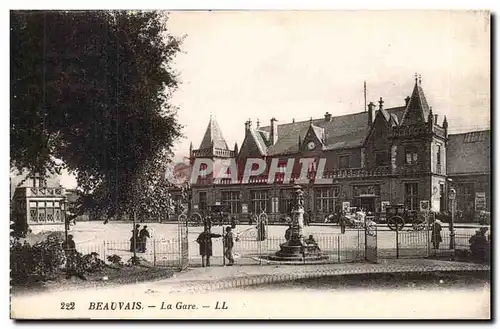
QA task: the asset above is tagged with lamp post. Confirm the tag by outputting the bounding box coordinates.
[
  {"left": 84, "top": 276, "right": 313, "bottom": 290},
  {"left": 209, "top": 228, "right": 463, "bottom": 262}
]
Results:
[{"left": 449, "top": 188, "right": 456, "bottom": 249}]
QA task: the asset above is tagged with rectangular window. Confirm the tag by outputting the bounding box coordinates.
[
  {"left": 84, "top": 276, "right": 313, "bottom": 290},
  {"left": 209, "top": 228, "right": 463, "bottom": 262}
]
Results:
[
  {"left": 221, "top": 191, "right": 241, "bottom": 214},
  {"left": 375, "top": 150, "right": 390, "bottom": 167},
  {"left": 279, "top": 189, "right": 293, "bottom": 214},
  {"left": 405, "top": 146, "right": 418, "bottom": 165},
  {"left": 439, "top": 183, "right": 445, "bottom": 212},
  {"left": 458, "top": 183, "right": 474, "bottom": 218},
  {"left": 339, "top": 155, "right": 350, "bottom": 169},
  {"left": 198, "top": 192, "right": 207, "bottom": 213},
  {"left": 315, "top": 187, "right": 335, "bottom": 213},
  {"left": 46, "top": 208, "right": 54, "bottom": 222},
  {"left": 404, "top": 183, "right": 419, "bottom": 211},
  {"left": 436, "top": 144, "right": 442, "bottom": 174},
  {"left": 250, "top": 190, "right": 269, "bottom": 214}
]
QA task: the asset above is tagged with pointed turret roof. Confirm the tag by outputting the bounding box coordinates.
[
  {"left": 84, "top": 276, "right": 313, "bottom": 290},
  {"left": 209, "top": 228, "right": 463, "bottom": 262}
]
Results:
[
  {"left": 401, "top": 76, "right": 431, "bottom": 124},
  {"left": 199, "top": 116, "right": 229, "bottom": 150}
]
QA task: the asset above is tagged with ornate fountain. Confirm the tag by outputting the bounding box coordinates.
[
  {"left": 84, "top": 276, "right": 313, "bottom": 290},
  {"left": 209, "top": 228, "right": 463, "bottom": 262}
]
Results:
[{"left": 267, "top": 185, "right": 327, "bottom": 262}]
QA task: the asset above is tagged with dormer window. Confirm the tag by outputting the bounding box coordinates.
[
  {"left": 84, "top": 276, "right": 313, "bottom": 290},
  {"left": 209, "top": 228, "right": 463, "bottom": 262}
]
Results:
[
  {"left": 375, "top": 150, "right": 390, "bottom": 167},
  {"left": 405, "top": 146, "right": 418, "bottom": 165},
  {"left": 339, "top": 155, "right": 350, "bottom": 169}
]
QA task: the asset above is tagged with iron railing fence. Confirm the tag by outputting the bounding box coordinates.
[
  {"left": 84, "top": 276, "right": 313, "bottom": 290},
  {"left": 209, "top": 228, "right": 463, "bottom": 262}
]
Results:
[{"left": 11, "top": 230, "right": 477, "bottom": 271}]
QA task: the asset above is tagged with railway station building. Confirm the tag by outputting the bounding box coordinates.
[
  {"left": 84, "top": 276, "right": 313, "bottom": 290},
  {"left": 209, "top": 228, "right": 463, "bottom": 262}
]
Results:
[{"left": 187, "top": 78, "right": 490, "bottom": 223}]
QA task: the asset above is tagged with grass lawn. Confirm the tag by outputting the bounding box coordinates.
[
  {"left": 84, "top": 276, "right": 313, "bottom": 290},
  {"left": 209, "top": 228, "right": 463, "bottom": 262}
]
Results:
[{"left": 11, "top": 264, "right": 175, "bottom": 296}]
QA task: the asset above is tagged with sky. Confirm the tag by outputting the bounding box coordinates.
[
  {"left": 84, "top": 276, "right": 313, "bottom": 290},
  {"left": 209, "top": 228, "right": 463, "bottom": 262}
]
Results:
[{"left": 60, "top": 10, "right": 490, "bottom": 188}]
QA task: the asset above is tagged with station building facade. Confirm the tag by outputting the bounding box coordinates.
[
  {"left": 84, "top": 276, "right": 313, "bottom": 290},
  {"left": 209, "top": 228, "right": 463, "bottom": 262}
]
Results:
[{"left": 185, "top": 78, "right": 488, "bottom": 223}]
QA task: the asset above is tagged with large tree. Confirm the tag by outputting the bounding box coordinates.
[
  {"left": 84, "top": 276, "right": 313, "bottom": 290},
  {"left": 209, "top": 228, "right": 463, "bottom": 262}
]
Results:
[{"left": 10, "top": 10, "right": 183, "bottom": 218}]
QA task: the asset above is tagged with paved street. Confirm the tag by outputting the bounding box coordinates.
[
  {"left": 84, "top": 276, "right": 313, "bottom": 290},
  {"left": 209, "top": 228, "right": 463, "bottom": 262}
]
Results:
[{"left": 11, "top": 258, "right": 490, "bottom": 319}]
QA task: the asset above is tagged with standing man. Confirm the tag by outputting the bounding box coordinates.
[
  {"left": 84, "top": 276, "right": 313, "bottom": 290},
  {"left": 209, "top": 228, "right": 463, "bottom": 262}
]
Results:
[
  {"left": 339, "top": 212, "right": 346, "bottom": 234},
  {"left": 139, "top": 225, "right": 151, "bottom": 253},
  {"left": 256, "top": 217, "right": 267, "bottom": 241},
  {"left": 196, "top": 227, "right": 222, "bottom": 267},
  {"left": 224, "top": 226, "right": 235, "bottom": 266},
  {"left": 431, "top": 219, "right": 443, "bottom": 250},
  {"left": 63, "top": 235, "right": 86, "bottom": 280}
]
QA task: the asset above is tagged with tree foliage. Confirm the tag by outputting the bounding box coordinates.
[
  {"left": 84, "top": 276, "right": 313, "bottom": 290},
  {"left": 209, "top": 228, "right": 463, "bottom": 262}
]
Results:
[{"left": 10, "top": 10, "right": 183, "bottom": 217}]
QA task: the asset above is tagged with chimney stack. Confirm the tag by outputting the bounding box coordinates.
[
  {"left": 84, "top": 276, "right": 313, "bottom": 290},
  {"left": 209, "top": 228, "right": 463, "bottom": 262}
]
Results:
[
  {"left": 405, "top": 96, "right": 410, "bottom": 106},
  {"left": 270, "top": 117, "right": 278, "bottom": 145},
  {"left": 367, "top": 101, "right": 375, "bottom": 125},
  {"left": 324, "top": 112, "right": 332, "bottom": 122}
]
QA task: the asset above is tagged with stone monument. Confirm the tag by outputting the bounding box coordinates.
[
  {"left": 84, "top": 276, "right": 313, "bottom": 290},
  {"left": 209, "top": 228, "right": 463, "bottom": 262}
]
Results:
[{"left": 267, "top": 185, "right": 327, "bottom": 262}]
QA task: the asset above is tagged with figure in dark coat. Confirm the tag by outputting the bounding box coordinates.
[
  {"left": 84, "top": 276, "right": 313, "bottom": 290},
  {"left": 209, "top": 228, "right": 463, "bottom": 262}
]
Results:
[
  {"left": 139, "top": 226, "right": 151, "bottom": 253},
  {"left": 63, "top": 235, "right": 86, "bottom": 280},
  {"left": 196, "top": 227, "right": 222, "bottom": 267},
  {"left": 130, "top": 224, "right": 140, "bottom": 252},
  {"left": 431, "top": 220, "right": 442, "bottom": 249},
  {"left": 339, "top": 212, "right": 346, "bottom": 234},
  {"left": 469, "top": 228, "right": 489, "bottom": 262},
  {"left": 224, "top": 226, "right": 235, "bottom": 265},
  {"left": 256, "top": 219, "right": 267, "bottom": 241}
]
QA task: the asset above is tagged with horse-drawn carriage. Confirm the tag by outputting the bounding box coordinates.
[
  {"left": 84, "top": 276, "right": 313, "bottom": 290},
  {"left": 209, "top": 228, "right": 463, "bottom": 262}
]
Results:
[
  {"left": 385, "top": 204, "right": 426, "bottom": 231},
  {"left": 187, "top": 204, "right": 232, "bottom": 227}
]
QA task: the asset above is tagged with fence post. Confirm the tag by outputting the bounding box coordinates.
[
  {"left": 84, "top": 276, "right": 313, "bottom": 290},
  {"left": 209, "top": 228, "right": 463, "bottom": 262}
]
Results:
[
  {"left": 337, "top": 236, "right": 341, "bottom": 263},
  {"left": 356, "top": 227, "right": 360, "bottom": 258},
  {"left": 258, "top": 236, "right": 262, "bottom": 265},
  {"left": 396, "top": 225, "right": 399, "bottom": 259},
  {"left": 103, "top": 241, "right": 106, "bottom": 262},
  {"left": 222, "top": 226, "right": 226, "bottom": 267},
  {"left": 153, "top": 239, "right": 156, "bottom": 267},
  {"left": 426, "top": 213, "right": 430, "bottom": 257}
]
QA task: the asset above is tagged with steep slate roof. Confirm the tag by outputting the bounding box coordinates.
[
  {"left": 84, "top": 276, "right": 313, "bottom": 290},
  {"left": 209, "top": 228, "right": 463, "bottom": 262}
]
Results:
[
  {"left": 199, "top": 116, "right": 229, "bottom": 150},
  {"left": 447, "top": 130, "right": 490, "bottom": 175},
  {"left": 249, "top": 128, "right": 268, "bottom": 155},
  {"left": 10, "top": 169, "right": 61, "bottom": 199},
  {"left": 311, "top": 124, "right": 325, "bottom": 143},
  {"left": 401, "top": 79, "right": 431, "bottom": 124},
  {"left": 259, "top": 107, "right": 405, "bottom": 156}
]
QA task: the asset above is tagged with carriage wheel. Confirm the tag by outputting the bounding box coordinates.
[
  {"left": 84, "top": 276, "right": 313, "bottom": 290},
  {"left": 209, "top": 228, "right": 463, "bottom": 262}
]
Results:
[
  {"left": 412, "top": 214, "right": 426, "bottom": 231},
  {"left": 387, "top": 215, "right": 404, "bottom": 231}
]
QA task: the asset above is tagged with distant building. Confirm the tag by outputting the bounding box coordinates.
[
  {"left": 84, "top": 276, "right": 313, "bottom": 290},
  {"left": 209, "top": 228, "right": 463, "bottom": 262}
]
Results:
[
  {"left": 447, "top": 130, "right": 490, "bottom": 220},
  {"left": 11, "top": 172, "right": 66, "bottom": 235},
  {"left": 187, "top": 78, "right": 490, "bottom": 223}
]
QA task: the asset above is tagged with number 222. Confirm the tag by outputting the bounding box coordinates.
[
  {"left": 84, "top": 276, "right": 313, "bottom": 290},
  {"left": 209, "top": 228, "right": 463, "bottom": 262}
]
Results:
[{"left": 61, "top": 302, "right": 75, "bottom": 310}]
